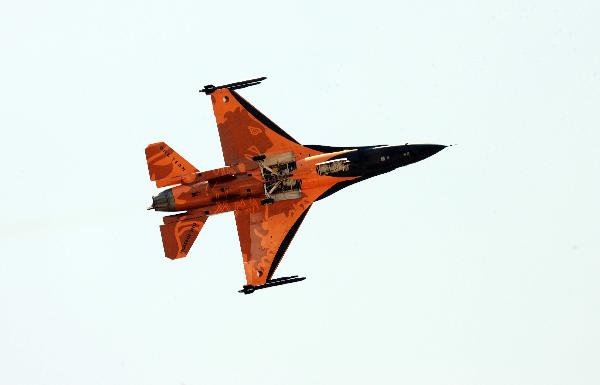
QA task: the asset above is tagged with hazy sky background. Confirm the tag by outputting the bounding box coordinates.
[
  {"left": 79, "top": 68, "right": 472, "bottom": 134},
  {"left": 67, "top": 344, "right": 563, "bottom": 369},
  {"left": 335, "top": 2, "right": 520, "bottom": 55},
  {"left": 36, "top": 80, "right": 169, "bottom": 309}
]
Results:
[{"left": 1, "top": 1, "right": 599, "bottom": 384}]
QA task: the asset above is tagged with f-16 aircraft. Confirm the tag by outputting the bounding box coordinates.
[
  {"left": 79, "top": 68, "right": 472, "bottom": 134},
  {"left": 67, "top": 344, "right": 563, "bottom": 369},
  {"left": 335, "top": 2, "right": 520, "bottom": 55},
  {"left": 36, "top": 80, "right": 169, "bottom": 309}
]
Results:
[{"left": 146, "top": 77, "right": 446, "bottom": 294}]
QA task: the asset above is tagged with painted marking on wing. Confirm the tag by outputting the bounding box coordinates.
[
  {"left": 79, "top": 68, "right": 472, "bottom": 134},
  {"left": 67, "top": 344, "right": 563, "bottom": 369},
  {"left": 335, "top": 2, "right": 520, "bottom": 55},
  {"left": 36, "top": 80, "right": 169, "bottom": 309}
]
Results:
[{"left": 248, "top": 126, "right": 262, "bottom": 136}]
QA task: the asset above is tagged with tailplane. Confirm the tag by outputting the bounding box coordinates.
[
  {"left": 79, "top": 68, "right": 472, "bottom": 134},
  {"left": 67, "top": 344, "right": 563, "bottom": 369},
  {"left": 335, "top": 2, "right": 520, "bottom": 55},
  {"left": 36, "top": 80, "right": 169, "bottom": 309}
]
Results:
[
  {"left": 160, "top": 212, "right": 208, "bottom": 260},
  {"left": 145, "top": 142, "right": 199, "bottom": 188}
]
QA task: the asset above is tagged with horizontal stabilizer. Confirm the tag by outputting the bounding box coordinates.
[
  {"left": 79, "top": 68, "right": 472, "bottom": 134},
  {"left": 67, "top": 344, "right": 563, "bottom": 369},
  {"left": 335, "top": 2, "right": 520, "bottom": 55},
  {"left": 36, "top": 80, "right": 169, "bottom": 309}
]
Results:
[
  {"left": 160, "top": 213, "right": 208, "bottom": 260},
  {"left": 145, "top": 142, "right": 199, "bottom": 187}
]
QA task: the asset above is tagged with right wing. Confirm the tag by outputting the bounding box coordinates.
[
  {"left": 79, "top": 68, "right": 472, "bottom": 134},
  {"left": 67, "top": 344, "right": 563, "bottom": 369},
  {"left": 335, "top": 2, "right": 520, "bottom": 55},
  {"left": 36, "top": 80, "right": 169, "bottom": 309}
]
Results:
[{"left": 209, "top": 88, "right": 317, "bottom": 165}]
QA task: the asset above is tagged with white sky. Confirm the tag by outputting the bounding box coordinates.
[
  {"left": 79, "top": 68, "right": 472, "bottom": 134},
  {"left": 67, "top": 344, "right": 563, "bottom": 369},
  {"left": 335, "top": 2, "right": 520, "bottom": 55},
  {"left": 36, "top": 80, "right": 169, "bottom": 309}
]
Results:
[{"left": 1, "top": 1, "right": 599, "bottom": 384}]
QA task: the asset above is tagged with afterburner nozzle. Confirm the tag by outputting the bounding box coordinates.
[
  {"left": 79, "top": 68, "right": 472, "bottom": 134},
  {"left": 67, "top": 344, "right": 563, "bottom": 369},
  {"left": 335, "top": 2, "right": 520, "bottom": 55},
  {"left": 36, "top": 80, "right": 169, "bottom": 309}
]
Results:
[{"left": 148, "top": 189, "right": 176, "bottom": 212}]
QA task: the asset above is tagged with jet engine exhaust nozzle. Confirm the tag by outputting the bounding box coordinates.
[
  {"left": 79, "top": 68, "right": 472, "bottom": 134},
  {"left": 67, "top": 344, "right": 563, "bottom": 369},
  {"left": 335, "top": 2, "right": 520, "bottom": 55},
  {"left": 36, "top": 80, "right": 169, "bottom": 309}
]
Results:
[{"left": 149, "top": 189, "right": 175, "bottom": 212}]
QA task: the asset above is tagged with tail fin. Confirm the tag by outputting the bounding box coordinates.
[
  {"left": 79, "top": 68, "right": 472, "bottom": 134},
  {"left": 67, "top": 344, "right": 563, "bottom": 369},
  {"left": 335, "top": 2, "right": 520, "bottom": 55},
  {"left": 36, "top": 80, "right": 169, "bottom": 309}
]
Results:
[
  {"left": 160, "top": 212, "right": 208, "bottom": 260},
  {"left": 145, "top": 142, "right": 199, "bottom": 187}
]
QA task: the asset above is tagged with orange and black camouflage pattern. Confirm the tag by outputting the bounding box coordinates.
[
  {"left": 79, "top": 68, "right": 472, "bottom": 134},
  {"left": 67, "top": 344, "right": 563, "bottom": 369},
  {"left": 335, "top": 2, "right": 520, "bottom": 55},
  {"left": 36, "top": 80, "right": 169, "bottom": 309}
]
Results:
[
  {"left": 209, "top": 88, "right": 358, "bottom": 285},
  {"left": 146, "top": 87, "right": 359, "bottom": 287},
  {"left": 211, "top": 88, "right": 318, "bottom": 165}
]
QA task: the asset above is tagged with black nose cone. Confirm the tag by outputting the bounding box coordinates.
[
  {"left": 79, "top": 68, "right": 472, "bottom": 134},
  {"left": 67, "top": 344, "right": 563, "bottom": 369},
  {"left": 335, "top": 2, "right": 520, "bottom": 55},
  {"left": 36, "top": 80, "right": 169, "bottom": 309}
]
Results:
[
  {"left": 419, "top": 144, "right": 446, "bottom": 159},
  {"left": 399, "top": 144, "right": 446, "bottom": 164}
]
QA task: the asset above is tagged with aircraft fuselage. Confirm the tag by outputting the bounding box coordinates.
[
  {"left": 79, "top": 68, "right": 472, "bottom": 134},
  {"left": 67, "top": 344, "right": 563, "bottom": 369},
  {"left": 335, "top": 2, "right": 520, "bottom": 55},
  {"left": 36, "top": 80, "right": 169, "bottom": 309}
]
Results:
[
  {"left": 145, "top": 77, "right": 448, "bottom": 290},
  {"left": 149, "top": 144, "right": 445, "bottom": 214}
]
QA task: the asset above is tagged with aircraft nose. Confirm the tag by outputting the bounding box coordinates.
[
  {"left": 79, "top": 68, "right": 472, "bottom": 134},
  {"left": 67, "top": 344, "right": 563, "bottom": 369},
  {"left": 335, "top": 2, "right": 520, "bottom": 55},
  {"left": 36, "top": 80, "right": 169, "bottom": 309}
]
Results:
[
  {"left": 419, "top": 144, "right": 446, "bottom": 160},
  {"left": 393, "top": 144, "right": 447, "bottom": 166}
]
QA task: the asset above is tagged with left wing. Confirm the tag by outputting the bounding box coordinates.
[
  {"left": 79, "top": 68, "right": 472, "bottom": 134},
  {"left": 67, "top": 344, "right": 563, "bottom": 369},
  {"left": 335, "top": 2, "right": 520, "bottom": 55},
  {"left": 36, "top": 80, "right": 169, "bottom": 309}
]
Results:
[{"left": 234, "top": 199, "right": 312, "bottom": 286}]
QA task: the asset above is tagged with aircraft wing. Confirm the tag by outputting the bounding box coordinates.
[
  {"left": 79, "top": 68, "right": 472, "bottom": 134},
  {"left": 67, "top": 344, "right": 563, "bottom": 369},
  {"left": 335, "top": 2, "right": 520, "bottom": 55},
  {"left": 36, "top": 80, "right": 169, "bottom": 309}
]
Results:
[
  {"left": 234, "top": 199, "right": 312, "bottom": 286},
  {"left": 209, "top": 87, "right": 313, "bottom": 166}
]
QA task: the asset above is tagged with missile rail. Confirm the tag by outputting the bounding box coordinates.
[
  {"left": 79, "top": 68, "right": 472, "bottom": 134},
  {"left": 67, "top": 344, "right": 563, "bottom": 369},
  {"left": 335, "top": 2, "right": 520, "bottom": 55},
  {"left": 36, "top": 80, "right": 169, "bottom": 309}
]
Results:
[
  {"left": 200, "top": 76, "right": 267, "bottom": 95},
  {"left": 239, "top": 275, "right": 306, "bottom": 295}
]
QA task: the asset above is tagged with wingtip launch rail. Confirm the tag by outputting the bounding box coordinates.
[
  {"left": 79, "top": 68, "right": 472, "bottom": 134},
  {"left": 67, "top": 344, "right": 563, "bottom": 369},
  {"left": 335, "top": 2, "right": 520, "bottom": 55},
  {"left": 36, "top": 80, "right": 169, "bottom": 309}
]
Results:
[
  {"left": 239, "top": 276, "right": 307, "bottom": 295},
  {"left": 200, "top": 76, "right": 267, "bottom": 95}
]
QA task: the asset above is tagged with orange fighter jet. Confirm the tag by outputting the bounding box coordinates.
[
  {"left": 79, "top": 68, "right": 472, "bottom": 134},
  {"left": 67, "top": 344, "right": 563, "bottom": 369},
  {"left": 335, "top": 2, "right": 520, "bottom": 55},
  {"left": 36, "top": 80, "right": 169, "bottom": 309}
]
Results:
[{"left": 146, "top": 77, "right": 446, "bottom": 294}]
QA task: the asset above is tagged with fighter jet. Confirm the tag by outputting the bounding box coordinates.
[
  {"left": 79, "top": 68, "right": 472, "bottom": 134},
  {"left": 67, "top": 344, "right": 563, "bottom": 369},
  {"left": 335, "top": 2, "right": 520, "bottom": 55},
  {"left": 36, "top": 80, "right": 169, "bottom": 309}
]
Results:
[{"left": 146, "top": 77, "right": 446, "bottom": 294}]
